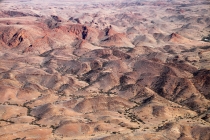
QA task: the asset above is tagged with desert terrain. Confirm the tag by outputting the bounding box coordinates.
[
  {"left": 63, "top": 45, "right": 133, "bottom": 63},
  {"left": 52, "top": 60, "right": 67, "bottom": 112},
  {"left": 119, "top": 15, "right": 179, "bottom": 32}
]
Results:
[{"left": 0, "top": 0, "right": 210, "bottom": 139}]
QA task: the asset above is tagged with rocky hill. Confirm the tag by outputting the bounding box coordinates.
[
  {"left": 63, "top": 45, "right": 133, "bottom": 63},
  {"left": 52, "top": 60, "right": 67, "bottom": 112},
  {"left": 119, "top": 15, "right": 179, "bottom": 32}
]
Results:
[{"left": 0, "top": 0, "right": 209, "bottom": 139}]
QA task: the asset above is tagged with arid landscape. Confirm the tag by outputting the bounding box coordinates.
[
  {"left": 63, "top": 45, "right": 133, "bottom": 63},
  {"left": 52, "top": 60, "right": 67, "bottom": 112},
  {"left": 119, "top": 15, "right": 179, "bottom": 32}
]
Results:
[{"left": 0, "top": 0, "right": 210, "bottom": 139}]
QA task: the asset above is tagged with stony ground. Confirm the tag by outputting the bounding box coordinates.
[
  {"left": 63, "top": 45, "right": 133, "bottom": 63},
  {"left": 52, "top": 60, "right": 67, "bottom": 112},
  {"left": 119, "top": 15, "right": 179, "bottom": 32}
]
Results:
[{"left": 0, "top": 0, "right": 210, "bottom": 139}]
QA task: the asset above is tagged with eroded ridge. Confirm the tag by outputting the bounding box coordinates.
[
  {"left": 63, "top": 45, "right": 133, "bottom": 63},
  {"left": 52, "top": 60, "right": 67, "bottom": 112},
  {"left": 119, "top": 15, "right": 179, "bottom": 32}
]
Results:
[{"left": 0, "top": 0, "right": 210, "bottom": 139}]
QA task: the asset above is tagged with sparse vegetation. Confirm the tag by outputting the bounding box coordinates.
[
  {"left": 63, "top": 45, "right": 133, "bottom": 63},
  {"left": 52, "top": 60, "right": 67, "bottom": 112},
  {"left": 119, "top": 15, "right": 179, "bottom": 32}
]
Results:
[{"left": 0, "top": 0, "right": 209, "bottom": 139}]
